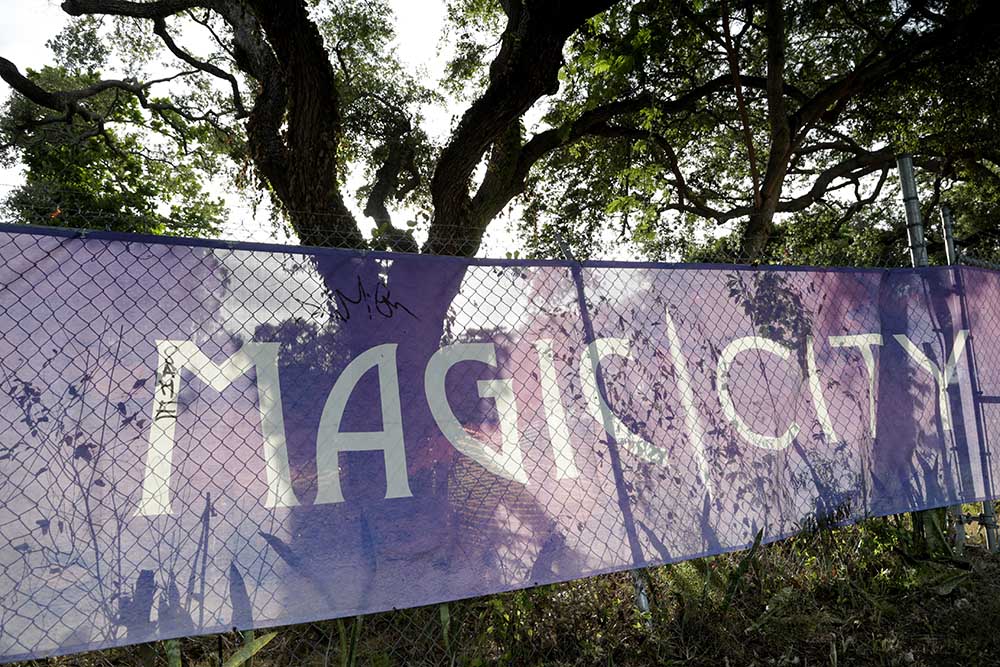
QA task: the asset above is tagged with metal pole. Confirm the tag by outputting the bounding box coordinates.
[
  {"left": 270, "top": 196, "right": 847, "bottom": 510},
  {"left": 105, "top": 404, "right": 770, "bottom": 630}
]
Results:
[
  {"left": 553, "top": 231, "right": 652, "bottom": 619},
  {"left": 946, "top": 206, "right": 1000, "bottom": 552},
  {"left": 896, "top": 155, "right": 929, "bottom": 268},
  {"left": 940, "top": 204, "right": 957, "bottom": 267},
  {"left": 897, "top": 156, "right": 965, "bottom": 552},
  {"left": 938, "top": 204, "right": 966, "bottom": 553},
  {"left": 985, "top": 488, "right": 1000, "bottom": 553}
]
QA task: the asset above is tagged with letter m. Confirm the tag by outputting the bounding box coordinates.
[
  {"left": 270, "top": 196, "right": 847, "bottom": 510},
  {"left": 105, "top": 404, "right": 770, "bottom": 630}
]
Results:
[{"left": 138, "top": 341, "right": 299, "bottom": 516}]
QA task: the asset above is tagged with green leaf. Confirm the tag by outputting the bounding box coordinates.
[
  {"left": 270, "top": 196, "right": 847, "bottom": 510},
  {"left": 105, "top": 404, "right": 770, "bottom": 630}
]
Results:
[
  {"left": 722, "top": 527, "right": 765, "bottom": 612},
  {"left": 164, "top": 638, "right": 181, "bottom": 667},
  {"left": 440, "top": 602, "right": 452, "bottom": 656},
  {"left": 222, "top": 631, "right": 278, "bottom": 667}
]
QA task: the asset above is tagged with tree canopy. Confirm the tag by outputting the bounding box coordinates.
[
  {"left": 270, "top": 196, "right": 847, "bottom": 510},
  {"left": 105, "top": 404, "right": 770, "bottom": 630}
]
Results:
[
  {"left": 0, "top": 0, "right": 998, "bottom": 264},
  {"left": 1, "top": 62, "right": 226, "bottom": 235}
]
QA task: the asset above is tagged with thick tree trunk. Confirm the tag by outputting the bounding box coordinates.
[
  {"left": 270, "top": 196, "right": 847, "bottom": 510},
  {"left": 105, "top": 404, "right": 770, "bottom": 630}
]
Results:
[
  {"left": 741, "top": 153, "right": 791, "bottom": 262},
  {"left": 426, "top": 0, "right": 617, "bottom": 257},
  {"left": 244, "top": 0, "right": 365, "bottom": 250},
  {"left": 738, "top": 0, "right": 792, "bottom": 263}
]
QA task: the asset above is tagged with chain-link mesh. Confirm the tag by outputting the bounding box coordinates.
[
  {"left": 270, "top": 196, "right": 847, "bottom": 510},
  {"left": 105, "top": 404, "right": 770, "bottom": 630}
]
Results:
[{"left": 0, "top": 181, "right": 997, "bottom": 666}]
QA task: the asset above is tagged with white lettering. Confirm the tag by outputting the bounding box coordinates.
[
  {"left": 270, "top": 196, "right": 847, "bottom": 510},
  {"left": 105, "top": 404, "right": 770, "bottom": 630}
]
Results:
[
  {"left": 314, "top": 344, "right": 412, "bottom": 504},
  {"left": 580, "top": 338, "right": 669, "bottom": 466},
  {"left": 139, "top": 341, "right": 299, "bottom": 516},
  {"left": 894, "top": 330, "right": 969, "bottom": 432},
  {"left": 829, "top": 334, "right": 883, "bottom": 438},
  {"left": 425, "top": 343, "right": 529, "bottom": 484},
  {"left": 806, "top": 336, "right": 840, "bottom": 443},
  {"left": 663, "top": 308, "right": 712, "bottom": 492},
  {"left": 716, "top": 337, "right": 800, "bottom": 450},
  {"left": 533, "top": 339, "right": 580, "bottom": 480}
]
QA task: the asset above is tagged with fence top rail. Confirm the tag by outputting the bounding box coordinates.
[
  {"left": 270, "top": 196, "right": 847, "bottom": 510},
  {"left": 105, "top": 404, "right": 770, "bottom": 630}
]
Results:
[{"left": 0, "top": 221, "right": 984, "bottom": 275}]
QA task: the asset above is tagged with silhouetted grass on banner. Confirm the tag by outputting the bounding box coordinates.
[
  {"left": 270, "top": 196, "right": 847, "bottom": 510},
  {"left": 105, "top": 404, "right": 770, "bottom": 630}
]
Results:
[{"left": 4, "top": 517, "right": 999, "bottom": 666}]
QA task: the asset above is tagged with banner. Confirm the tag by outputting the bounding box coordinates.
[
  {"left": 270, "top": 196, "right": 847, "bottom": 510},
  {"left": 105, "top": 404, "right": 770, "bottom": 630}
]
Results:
[{"left": 0, "top": 224, "right": 997, "bottom": 661}]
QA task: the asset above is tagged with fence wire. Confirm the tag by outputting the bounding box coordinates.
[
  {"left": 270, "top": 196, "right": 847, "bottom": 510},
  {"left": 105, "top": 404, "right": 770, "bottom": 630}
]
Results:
[{"left": 0, "top": 183, "right": 996, "bottom": 667}]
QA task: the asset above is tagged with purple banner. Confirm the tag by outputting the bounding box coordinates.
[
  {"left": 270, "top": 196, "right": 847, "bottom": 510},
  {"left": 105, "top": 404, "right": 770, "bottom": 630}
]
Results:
[{"left": 1, "top": 225, "right": 998, "bottom": 661}]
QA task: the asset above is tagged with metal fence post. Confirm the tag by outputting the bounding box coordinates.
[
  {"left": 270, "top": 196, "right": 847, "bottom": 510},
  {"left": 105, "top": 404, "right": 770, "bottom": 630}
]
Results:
[
  {"left": 944, "top": 204, "right": 1000, "bottom": 553},
  {"left": 940, "top": 204, "right": 957, "bottom": 267},
  {"left": 897, "top": 155, "right": 964, "bottom": 553},
  {"left": 897, "top": 155, "right": 929, "bottom": 268},
  {"left": 937, "top": 203, "right": 967, "bottom": 553},
  {"left": 552, "top": 232, "right": 652, "bottom": 620}
]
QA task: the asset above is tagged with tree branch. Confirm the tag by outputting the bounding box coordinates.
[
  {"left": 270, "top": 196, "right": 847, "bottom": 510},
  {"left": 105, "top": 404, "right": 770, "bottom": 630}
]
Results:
[
  {"left": 793, "top": 4, "right": 998, "bottom": 132},
  {"left": 427, "top": 0, "right": 618, "bottom": 256},
  {"left": 739, "top": 0, "right": 793, "bottom": 259},
  {"left": 721, "top": 0, "right": 762, "bottom": 208},
  {"left": 152, "top": 16, "right": 246, "bottom": 118},
  {"left": 243, "top": 0, "right": 362, "bottom": 248},
  {"left": 0, "top": 57, "right": 69, "bottom": 112},
  {"left": 61, "top": 0, "right": 202, "bottom": 19},
  {"left": 365, "top": 124, "right": 420, "bottom": 253}
]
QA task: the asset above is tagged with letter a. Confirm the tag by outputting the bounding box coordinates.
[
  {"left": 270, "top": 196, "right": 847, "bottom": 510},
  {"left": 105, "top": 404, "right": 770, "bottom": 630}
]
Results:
[{"left": 315, "top": 345, "right": 412, "bottom": 504}]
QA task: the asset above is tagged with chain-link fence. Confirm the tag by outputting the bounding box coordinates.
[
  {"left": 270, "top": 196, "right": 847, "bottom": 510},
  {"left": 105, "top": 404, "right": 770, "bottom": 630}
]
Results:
[{"left": 0, "top": 180, "right": 998, "bottom": 667}]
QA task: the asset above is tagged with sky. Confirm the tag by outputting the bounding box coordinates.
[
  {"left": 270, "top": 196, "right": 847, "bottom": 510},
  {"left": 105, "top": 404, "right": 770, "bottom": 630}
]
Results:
[
  {"left": 0, "top": 0, "right": 451, "bottom": 157},
  {"left": 0, "top": 0, "right": 448, "bottom": 93},
  {"left": 0, "top": 2, "right": 66, "bottom": 71}
]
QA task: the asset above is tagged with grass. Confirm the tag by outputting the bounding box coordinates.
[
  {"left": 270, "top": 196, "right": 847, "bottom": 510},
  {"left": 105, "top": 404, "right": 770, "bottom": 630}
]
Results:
[{"left": 11, "top": 511, "right": 1000, "bottom": 666}]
